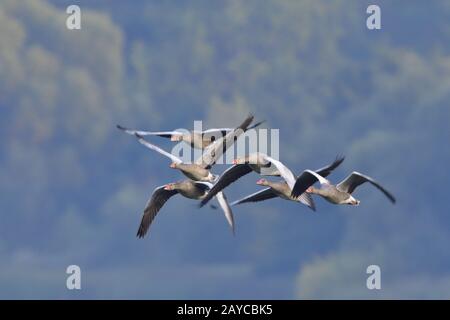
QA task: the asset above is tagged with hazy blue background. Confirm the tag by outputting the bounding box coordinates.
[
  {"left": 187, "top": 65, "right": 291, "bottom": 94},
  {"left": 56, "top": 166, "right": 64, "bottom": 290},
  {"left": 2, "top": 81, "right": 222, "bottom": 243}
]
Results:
[{"left": 1, "top": 0, "right": 449, "bottom": 299}]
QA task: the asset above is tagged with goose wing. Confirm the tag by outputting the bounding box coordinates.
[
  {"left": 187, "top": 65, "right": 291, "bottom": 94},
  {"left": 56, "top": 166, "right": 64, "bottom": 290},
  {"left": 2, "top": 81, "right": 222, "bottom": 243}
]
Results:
[
  {"left": 196, "top": 114, "right": 255, "bottom": 168},
  {"left": 263, "top": 155, "right": 296, "bottom": 190},
  {"left": 230, "top": 187, "right": 278, "bottom": 206},
  {"left": 336, "top": 172, "right": 396, "bottom": 203},
  {"left": 247, "top": 119, "right": 265, "bottom": 130},
  {"left": 215, "top": 191, "right": 235, "bottom": 235},
  {"left": 261, "top": 154, "right": 315, "bottom": 210},
  {"left": 135, "top": 134, "right": 183, "bottom": 164},
  {"left": 315, "top": 155, "right": 345, "bottom": 178},
  {"left": 136, "top": 186, "right": 178, "bottom": 238},
  {"left": 291, "top": 170, "right": 330, "bottom": 198},
  {"left": 199, "top": 164, "right": 253, "bottom": 207},
  {"left": 117, "top": 125, "right": 183, "bottom": 138},
  {"left": 262, "top": 155, "right": 317, "bottom": 210},
  {"left": 201, "top": 119, "right": 264, "bottom": 142}
]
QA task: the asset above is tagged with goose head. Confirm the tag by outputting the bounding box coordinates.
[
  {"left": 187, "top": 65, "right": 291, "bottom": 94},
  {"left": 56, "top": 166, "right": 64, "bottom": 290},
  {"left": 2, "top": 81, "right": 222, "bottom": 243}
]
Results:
[
  {"left": 164, "top": 183, "right": 176, "bottom": 190},
  {"left": 232, "top": 157, "right": 247, "bottom": 165},
  {"left": 170, "top": 134, "right": 183, "bottom": 142},
  {"left": 344, "top": 195, "right": 360, "bottom": 206},
  {"left": 256, "top": 178, "right": 269, "bottom": 186}
]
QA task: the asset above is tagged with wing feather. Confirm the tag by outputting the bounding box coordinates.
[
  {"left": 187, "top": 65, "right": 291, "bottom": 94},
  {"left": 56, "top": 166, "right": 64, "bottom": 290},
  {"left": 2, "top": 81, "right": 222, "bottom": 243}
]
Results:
[
  {"left": 135, "top": 134, "right": 183, "bottom": 164},
  {"left": 337, "top": 172, "right": 396, "bottom": 203},
  {"left": 230, "top": 187, "right": 278, "bottom": 206},
  {"left": 199, "top": 164, "right": 253, "bottom": 207},
  {"left": 136, "top": 186, "right": 178, "bottom": 238}
]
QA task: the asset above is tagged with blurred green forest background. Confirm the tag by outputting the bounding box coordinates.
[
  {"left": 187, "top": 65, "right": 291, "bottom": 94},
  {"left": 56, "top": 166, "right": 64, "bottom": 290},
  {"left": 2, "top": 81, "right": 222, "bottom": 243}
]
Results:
[{"left": 1, "top": 0, "right": 449, "bottom": 298}]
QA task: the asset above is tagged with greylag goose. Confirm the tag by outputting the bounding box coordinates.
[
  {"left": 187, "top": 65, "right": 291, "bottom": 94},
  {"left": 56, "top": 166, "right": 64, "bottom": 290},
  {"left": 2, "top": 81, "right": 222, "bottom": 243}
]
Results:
[
  {"left": 198, "top": 152, "right": 325, "bottom": 210},
  {"left": 131, "top": 114, "right": 256, "bottom": 182},
  {"left": 137, "top": 180, "right": 235, "bottom": 238},
  {"left": 134, "top": 135, "right": 216, "bottom": 182},
  {"left": 117, "top": 119, "right": 264, "bottom": 149},
  {"left": 290, "top": 167, "right": 396, "bottom": 205},
  {"left": 229, "top": 156, "right": 345, "bottom": 210}
]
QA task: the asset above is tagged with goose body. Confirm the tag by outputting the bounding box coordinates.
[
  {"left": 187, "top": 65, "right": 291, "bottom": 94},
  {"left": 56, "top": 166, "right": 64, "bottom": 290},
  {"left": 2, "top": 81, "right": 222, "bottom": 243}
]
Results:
[
  {"left": 257, "top": 179, "right": 308, "bottom": 202},
  {"left": 307, "top": 183, "right": 356, "bottom": 205}
]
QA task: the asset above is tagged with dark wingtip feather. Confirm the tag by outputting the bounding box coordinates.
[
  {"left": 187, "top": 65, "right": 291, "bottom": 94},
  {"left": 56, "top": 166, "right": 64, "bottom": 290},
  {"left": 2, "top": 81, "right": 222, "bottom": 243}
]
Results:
[
  {"left": 248, "top": 119, "right": 266, "bottom": 130},
  {"left": 388, "top": 193, "right": 396, "bottom": 204},
  {"left": 136, "top": 229, "right": 145, "bottom": 239},
  {"left": 239, "top": 114, "right": 255, "bottom": 131},
  {"left": 336, "top": 154, "right": 345, "bottom": 163}
]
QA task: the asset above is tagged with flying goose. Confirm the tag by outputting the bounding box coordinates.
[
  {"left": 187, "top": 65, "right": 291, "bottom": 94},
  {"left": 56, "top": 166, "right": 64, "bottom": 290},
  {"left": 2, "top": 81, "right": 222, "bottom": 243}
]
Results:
[
  {"left": 134, "top": 135, "right": 217, "bottom": 182},
  {"left": 290, "top": 166, "right": 396, "bottom": 205},
  {"left": 229, "top": 156, "right": 345, "bottom": 209},
  {"left": 117, "top": 119, "right": 264, "bottom": 149},
  {"left": 137, "top": 180, "right": 235, "bottom": 238},
  {"left": 198, "top": 152, "right": 322, "bottom": 210},
  {"left": 130, "top": 115, "right": 256, "bottom": 182}
]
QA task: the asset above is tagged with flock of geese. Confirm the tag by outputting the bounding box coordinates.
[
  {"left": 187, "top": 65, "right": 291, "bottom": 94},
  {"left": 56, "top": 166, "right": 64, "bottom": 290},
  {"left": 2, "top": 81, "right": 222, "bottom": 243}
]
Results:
[{"left": 118, "top": 114, "right": 396, "bottom": 239}]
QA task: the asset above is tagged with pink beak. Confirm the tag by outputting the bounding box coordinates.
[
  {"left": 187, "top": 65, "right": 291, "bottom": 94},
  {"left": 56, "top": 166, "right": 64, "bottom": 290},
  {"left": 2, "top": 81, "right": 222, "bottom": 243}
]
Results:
[
  {"left": 169, "top": 163, "right": 176, "bottom": 168},
  {"left": 256, "top": 179, "right": 264, "bottom": 185},
  {"left": 232, "top": 159, "right": 237, "bottom": 165},
  {"left": 164, "top": 184, "right": 171, "bottom": 190}
]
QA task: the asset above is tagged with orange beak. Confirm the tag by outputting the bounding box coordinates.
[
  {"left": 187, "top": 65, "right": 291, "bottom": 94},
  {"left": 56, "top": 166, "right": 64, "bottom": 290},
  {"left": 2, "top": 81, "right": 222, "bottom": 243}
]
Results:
[{"left": 169, "top": 163, "right": 177, "bottom": 168}]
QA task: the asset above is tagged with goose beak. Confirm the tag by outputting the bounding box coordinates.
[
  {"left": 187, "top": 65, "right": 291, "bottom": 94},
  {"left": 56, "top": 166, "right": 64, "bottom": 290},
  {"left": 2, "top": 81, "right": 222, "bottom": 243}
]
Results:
[
  {"left": 164, "top": 184, "right": 172, "bottom": 190},
  {"left": 256, "top": 179, "right": 264, "bottom": 185},
  {"left": 232, "top": 159, "right": 238, "bottom": 165},
  {"left": 169, "top": 162, "right": 177, "bottom": 168},
  {"left": 170, "top": 135, "right": 179, "bottom": 141}
]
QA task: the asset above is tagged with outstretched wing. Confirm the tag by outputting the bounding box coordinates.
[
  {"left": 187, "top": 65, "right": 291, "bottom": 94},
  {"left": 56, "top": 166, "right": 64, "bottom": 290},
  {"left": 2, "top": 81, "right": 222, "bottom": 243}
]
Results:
[
  {"left": 199, "top": 164, "right": 253, "bottom": 207},
  {"left": 215, "top": 191, "right": 235, "bottom": 235},
  {"left": 200, "top": 119, "right": 264, "bottom": 143},
  {"left": 291, "top": 170, "right": 330, "bottom": 198},
  {"left": 136, "top": 186, "right": 178, "bottom": 238},
  {"left": 315, "top": 155, "right": 345, "bottom": 178},
  {"left": 117, "top": 125, "right": 182, "bottom": 138},
  {"left": 336, "top": 171, "right": 396, "bottom": 203},
  {"left": 296, "top": 191, "right": 316, "bottom": 211},
  {"left": 230, "top": 187, "right": 278, "bottom": 206},
  {"left": 135, "top": 134, "right": 183, "bottom": 164},
  {"left": 196, "top": 114, "right": 254, "bottom": 168},
  {"left": 247, "top": 119, "right": 265, "bottom": 130}
]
